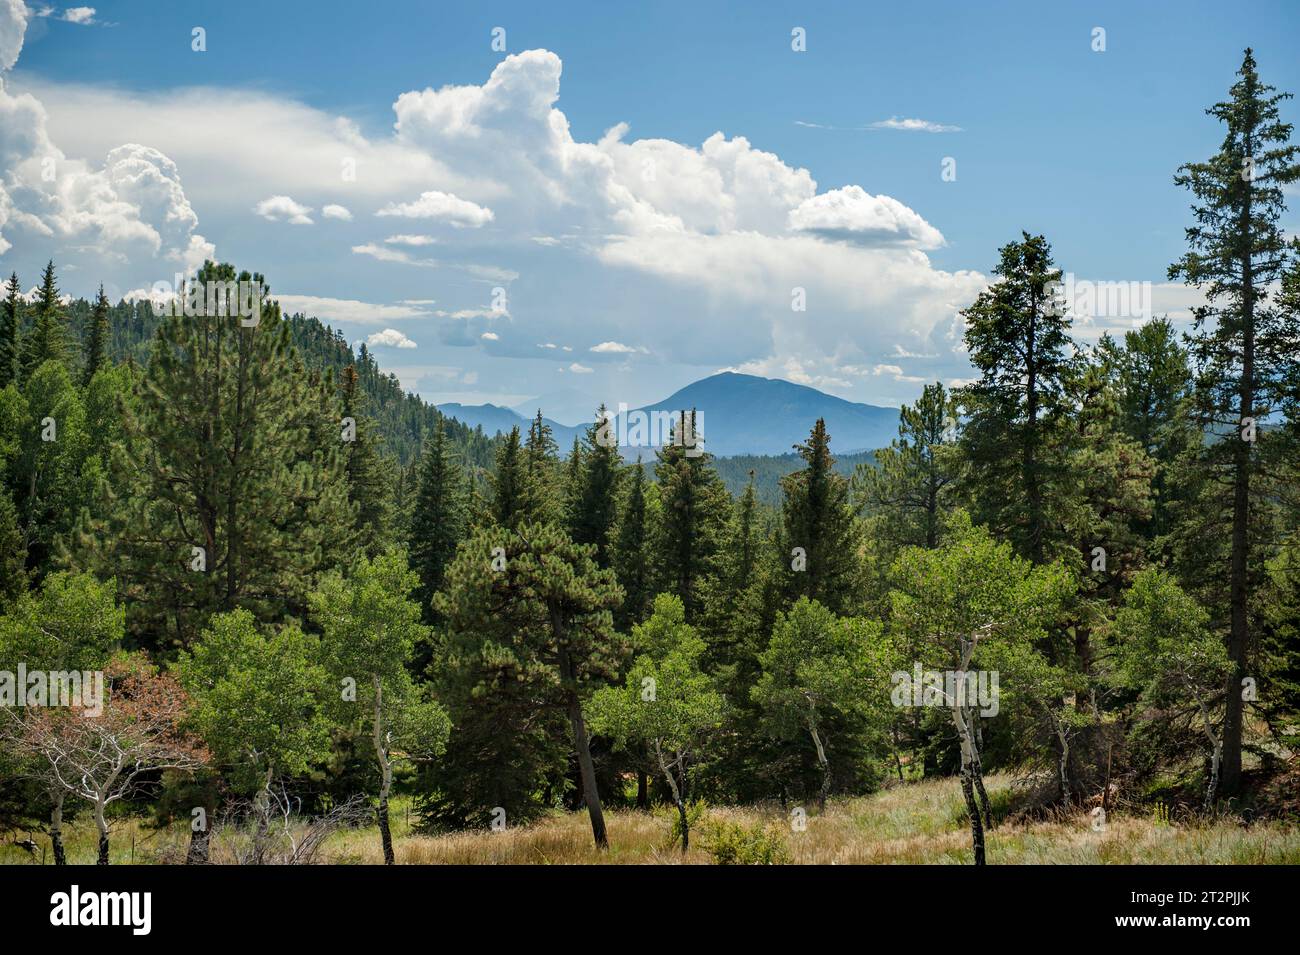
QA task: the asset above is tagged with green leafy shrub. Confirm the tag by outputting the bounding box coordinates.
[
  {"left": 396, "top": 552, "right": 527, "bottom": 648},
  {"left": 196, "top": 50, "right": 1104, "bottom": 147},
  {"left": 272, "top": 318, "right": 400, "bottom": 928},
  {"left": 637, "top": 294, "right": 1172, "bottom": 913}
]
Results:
[{"left": 700, "top": 818, "right": 792, "bottom": 865}]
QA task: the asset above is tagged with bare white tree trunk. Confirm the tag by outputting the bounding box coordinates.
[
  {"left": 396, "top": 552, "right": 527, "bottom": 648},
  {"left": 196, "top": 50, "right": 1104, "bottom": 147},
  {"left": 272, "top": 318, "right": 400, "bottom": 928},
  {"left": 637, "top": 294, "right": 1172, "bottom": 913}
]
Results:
[
  {"left": 951, "top": 635, "right": 987, "bottom": 865},
  {"left": 807, "top": 714, "right": 831, "bottom": 809},
  {"left": 372, "top": 674, "right": 395, "bottom": 865},
  {"left": 93, "top": 794, "right": 110, "bottom": 865},
  {"left": 951, "top": 701, "right": 986, "bottom": 865},
  {"left": 49, "top": 788, "right": 66, "bottom": 866},
  {"left": 653, "top": 740, "right": 690, "bottom": 853}
]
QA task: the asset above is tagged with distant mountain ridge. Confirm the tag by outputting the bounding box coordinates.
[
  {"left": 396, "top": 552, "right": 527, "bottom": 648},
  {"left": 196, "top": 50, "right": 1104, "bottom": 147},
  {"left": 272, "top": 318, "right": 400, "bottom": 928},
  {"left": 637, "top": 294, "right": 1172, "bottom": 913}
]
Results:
[{"left": 438, "top": 372, "right": 901, "bottom": 458}]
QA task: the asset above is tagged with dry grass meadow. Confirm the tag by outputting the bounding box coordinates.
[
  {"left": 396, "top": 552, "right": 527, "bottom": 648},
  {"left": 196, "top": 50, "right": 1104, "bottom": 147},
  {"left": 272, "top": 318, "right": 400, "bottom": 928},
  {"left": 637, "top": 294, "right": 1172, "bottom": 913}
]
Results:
[{"left": 4, "top": 773, "right": 1299, "bottom": 865}]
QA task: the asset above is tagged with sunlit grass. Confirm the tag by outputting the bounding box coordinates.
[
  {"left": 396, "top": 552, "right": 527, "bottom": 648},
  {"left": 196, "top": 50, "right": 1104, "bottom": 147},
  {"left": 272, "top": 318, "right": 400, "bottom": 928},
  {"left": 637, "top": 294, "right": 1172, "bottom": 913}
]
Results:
[{"left": 4, "top": 775, "right": 1298, "bottom": 864}]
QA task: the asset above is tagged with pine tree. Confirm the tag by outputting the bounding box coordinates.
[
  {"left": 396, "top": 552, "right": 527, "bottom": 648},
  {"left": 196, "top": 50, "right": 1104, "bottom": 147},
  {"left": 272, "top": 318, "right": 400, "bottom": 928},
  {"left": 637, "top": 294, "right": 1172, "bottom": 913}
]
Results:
[
  {"left": 779, "top": 418, "right": 860, "bottom": 614},
  {"left": 490, "top": 426, "right": 528, "bottom": 530},
  {"left": 563, "top": 435, "right": 584, "bottom": 534},
  {"left": 652, "top": 411, "right": 730, "bottom": 622},
  {"left": 436, "top": 522, "right": 625, "bottom": 848},
  {"left": 0, "top": 273, "right": 20, "bottom": 389},
  {"left": 854, "top": 382, "right": 960, "bottom": 552},
  {"left": 14, "top": 359, "right": 97, "bottom": 579},
  {"left": 611, "top": 459, "right": 651, "bottom": 630},
  {"left": 523, "top": 410, "right": 561, "bottom": 524},
  {"left": 1109, "top": 318, "right": 1196, "bottom": 544},
  {"left": 408, "top": 416, "right": 464, "bottom": 620},
  {"left": 733, "top": 478, "right": 759, "bottom": 597},
  {"left": 82, "top": 286, "right": 111, "bottom": 388},
  {"left": 959, "top": 233, "right": 1074, "bottom": 565},
  {"left": 79, "top": 263, "right": 355, "bottom": 648},
  {"left": 1056, "top": 345, "right": 1156, "bottom": 798},
  {"left": 1168, "top": 48, "right": 1300, "bottom": 794},
  {"left": 339, "top": 363, "right": 393, "bottom": 555},
  {"left": 571, "top": 405, "right": 622, "bottom": 567},
  {"left": 21, "top": 261, "right": 68, "bottom": 377}
]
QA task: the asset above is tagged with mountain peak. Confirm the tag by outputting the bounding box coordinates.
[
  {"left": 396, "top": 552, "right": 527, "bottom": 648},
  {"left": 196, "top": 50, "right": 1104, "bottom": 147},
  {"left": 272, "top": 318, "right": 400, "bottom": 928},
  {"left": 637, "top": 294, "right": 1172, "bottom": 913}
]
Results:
[{"left": 438, "top": 373, "right": 902, "bottom": 458}]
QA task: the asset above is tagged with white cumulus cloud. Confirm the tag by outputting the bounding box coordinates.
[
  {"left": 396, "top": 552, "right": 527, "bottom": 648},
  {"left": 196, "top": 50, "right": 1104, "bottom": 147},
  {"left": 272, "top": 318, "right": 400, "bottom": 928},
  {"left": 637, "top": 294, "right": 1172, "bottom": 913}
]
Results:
[
  {"left": 788, "top": 185, "right": 945, "bottom": 249},
  {"left": 367, "top": 327, "right": 417, "bottom": 349},
  {"left": 255, "top": 195, "right": 313, "bottom": 225},
  {"left": 376, "top": 189, "right": 494, "bottom": 227}
]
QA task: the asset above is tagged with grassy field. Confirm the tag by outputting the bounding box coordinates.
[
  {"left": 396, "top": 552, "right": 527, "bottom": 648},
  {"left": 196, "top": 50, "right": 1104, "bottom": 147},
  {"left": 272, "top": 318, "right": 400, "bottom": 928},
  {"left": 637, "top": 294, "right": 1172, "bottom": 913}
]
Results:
[{"left": 4, "top": 774, "right": 1299, "bottom": 865}]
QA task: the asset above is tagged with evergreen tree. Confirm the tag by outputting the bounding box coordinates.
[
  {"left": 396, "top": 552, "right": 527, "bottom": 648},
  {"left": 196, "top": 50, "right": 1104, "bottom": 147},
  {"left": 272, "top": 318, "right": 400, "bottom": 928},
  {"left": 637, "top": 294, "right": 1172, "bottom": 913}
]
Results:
[
  {"left": 779, "top": 418, "right": 860, "bottom": 614},
  {"left": 82, "top": 286, "right": 111, "bottom": 388},
  {"left": 14, "top": 360, "right": 98, "bottom": 579},
  {"left": 854, "top": 382, "right": 961, "bottom": 552},
  {"left": 1168, "top": 48, "right": 1300, "bottom": 793},
  {"left": 21, "top": 262, "right": 68, "bottom": 377},
  {"left": 0, "top": 273, "right": 19, "bottom": 389},
  {"left": 958, "top": 233, "right": 1074, "bottom": 565},
  {"left": 1109, "top": 318, "right": 1196, "bottom": 544},
  {"left": 339, "top": 363, "right": 393, "bottom": 555},
  {"left": 489, "top": 426, "right": 529, "bottom": 530},
  {"left": 523, "top": 410, "right": 561, "bottom": 524},
  {"left": 652, "top": 411, "right": 730, "bottom": 623},
  {"left": 611, "top": 458, "right": 652, "bottom": 630},
  {"left": 1056, "top": 346, "right": 1155, "bottom": 797},
  {"left": 407, "top": 416, "right": 465, "bottom": 621},
  {"left": 571, "top": 405, "right": 622, "bottom": 567},
  {"left": 436, "top": 522, "right": 625, "bottom": 848},
  {"left": 563, "top": 435, "right": 584, "bottom": 534},
  {"left": 78, "top": 263, "right": 354, "bottom": 649},
  {"left": 0, "top": 488, "right": 25, "bottom": 606}
]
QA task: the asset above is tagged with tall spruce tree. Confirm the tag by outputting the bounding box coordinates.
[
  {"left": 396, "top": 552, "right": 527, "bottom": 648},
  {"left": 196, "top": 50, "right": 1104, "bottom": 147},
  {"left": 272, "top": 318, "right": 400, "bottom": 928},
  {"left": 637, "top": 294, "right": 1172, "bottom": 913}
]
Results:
[
  {"left": 339, "top": 364, "right": 393, "bottom": 555},
  {"left": 611, "top": 458, "right": 652, "bottom": 630},
  {"left": 959, "top": 233, "right": 1074, "bottom": 565},
  {"left": 1168, "top": 48, "right": 1300, "bottom": 794},
  {"left": 490, "top": 426, "right": 529, "bottom": 530},
  {"left": 21, "top": 262, "right": 68, "bottom": 377},
  {"left": 779, "top": 418, "right": 860, "bottom": 614},
  {"left": 407, "top": 416, "right": 465, "bottom": 620},
  {"left": 571, "top": 405, "right": 622, "bottom": 567},
  {"left": 523, "top": 410, "right": 561, "bottom": 524},
  {"left": 563, "top": 435, "right": 584, "bottom": 534},
  {"left": 652, "top": 411, "right": 730, "bottom": 622},
  {"left": 82, "top": 286, "right": 111, "bottom": 388},
  {"left": 0, "top": 273, "right": 19, "bottom": 389}
]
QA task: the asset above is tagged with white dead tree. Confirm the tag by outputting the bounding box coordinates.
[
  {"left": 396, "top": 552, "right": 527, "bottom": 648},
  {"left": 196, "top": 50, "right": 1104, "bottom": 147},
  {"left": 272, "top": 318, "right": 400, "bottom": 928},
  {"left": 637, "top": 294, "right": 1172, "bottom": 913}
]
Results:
[{"left": 9, "top": 660, "right": 207, "bottom": 864}]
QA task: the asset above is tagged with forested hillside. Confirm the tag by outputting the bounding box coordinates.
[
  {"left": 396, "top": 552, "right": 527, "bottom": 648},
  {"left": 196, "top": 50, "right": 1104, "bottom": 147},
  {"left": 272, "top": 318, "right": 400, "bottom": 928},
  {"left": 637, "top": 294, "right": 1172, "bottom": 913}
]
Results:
[
  {"left": 53, "top": 293, "right": 500, "bottom": 472},
  {"left": 0, "top": 50, "right": 1297, "bottom": 868}
]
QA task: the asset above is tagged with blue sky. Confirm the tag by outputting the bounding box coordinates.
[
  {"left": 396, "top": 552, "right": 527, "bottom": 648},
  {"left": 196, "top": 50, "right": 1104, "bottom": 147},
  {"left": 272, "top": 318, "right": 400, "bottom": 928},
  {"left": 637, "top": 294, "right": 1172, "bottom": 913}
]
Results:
[{"left": 2, "top": 0, "right": 1298, "bottom": 421}]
